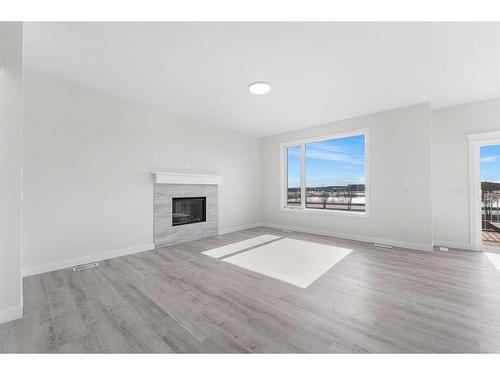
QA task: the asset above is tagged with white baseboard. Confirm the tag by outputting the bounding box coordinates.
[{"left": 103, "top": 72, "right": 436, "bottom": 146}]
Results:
[
  {"left": 219, "top": 222, "right": 262, "bottom": 235},
  {"left": 0, "top": 304, "right": 23, "bottom": 324},
  {"left": 432, "top": 240, "right": 478, "bottom": 251},
  {"left": 260, "top": 222, "right": 434, "bottom": 252},
  {"left": 22, "top": 224, "right": 263, "bottom": 277},
  {"left": 22, "top": 243, "right": 155, "bottom": 277},
  {"left": 21, "top": 222, "right": 437, "bottom": 278}
]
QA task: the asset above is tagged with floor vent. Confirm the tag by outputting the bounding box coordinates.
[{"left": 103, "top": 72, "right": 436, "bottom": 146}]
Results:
[
  {"left": 72, "top": 262, "right": 99, "bottom": 271},
  {"left": 373, "top": 243, "right": 393, "bottom": 249}
]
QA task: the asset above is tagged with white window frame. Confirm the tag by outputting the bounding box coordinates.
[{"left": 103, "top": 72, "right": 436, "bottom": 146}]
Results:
[{"left": 280, "top": 128, "right": 369, "bottom": 217}]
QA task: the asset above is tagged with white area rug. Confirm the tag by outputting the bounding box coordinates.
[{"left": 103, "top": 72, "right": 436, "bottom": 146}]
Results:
[
  {"left": 202, "top": 234, "right": 281, "bottom": 258},
  {"left": 222, "top": 238, "right": 352, "bottom": 288}
]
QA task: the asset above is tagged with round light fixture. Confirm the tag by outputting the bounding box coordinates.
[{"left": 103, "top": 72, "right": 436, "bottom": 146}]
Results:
[{"left": 248, "top": 82, "right": 271, "bottom": 95}]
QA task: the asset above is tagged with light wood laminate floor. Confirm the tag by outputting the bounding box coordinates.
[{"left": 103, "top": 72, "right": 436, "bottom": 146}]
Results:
[{"left": 2, "top": 227, "right": 500, "bottom": 353}]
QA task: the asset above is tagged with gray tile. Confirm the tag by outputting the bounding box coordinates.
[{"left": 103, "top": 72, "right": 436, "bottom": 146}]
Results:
[{"left": 154, "top": 183, "right": 218, "bottom": 245}]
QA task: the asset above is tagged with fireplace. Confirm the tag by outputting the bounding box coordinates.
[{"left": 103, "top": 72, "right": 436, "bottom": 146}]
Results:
[
  {"left": 153, "top": 176, "right": 219, "bottom": 246},
  {"left": 172, "top": 197, "right": 207, "bottom": 226}
]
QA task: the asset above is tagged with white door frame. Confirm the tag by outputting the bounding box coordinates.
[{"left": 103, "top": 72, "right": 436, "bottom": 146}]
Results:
[{"left": 468, "top": 130, "right": 500, "bottom": 252}]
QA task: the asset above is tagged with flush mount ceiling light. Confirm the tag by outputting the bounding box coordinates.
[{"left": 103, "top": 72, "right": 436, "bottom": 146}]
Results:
[{"left": 248, "top": 82, "right": 271, "bottom": 95}]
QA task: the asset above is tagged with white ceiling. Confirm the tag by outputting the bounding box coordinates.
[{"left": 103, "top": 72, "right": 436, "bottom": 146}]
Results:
[{"left": 24, "top": 22, "right": 500, "bottom": 137}]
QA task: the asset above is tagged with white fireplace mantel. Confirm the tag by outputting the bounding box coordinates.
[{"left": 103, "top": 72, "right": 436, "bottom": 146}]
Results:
[{"left": 152, "top": 172, "right": 222, "bottom": 185}]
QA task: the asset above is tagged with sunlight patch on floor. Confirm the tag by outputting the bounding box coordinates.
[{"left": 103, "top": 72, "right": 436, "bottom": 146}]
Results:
[
  {"left": 485, "top": 252, "right": 500, "bottom": 271},
  {"left": 222, "top": 238, "right": 353, "bottom": 288},
  {"left": 202, "top": 234, "right": 280, "bottom": 258}
]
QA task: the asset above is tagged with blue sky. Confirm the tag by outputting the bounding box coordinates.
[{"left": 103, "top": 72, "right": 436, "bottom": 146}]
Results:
[
  {"left": 287, "top": 134, "right": 365, "bottom": 188},
  {"left": 287, "top": 146, "right": 301, "bottom": 188},
  {"left": 481, "top": 144, "right": 500, "bottom": 183}
]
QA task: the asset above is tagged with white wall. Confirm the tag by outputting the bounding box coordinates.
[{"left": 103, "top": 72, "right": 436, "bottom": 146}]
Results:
[
  {"left": 18, "top": 65, "right": 500, "bottom": 282},
  {"left": 261, "top": 104, "right": 433, "bottom": 251},
  {"left": 22, "top": 71, "right": 261, "bottom": 275},
  {"left": 432, "top": 98, "right": 500, "bottom": 249},
  {"left": 0, "top": 22, "right": 23, "bottom": 323}
]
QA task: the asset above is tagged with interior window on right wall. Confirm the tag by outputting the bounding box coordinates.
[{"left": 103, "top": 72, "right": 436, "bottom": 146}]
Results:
[{"left": 305, "top": 134, "right": 366, "bottom": 212}]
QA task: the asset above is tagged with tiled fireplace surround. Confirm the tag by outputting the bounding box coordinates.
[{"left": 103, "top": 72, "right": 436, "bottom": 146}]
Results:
[{"left": 153, "top": 173, "right": 220, "bottom": 247}]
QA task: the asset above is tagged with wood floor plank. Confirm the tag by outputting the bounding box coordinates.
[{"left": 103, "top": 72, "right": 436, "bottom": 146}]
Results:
[{"left": 3, "top": 226, "right": 500, "bottom": 353}]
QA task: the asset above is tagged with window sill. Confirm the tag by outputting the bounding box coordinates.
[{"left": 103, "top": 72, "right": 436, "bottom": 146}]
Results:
[{"left": 280, "top": 206, "right": 369, "bottom": 217}]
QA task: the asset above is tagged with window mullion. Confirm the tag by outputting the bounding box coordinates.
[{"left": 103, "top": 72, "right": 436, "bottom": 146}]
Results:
[{"left": 300, "top": 143, "right": 306, "bottom": 209}]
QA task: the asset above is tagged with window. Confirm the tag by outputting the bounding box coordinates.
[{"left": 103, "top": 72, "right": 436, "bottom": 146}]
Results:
[
  {"left": 287, "top": 146, "right": 301, "bottom": 206},
  {"left": 282, "top": 130, "right": 367, "bottom": 214}
]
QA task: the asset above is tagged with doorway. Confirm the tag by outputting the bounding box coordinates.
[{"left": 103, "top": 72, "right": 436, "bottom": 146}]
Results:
[{"left": 469, "top": 131, "right": 500, "bottom": 251}]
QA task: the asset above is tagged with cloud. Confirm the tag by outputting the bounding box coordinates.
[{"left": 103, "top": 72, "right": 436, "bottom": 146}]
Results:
[
  {"left": 481, "top": 155, "right": 498, "bottom": 163},
  {"left": 305, "top": 142, "right": 364, "bottom": 165}
]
